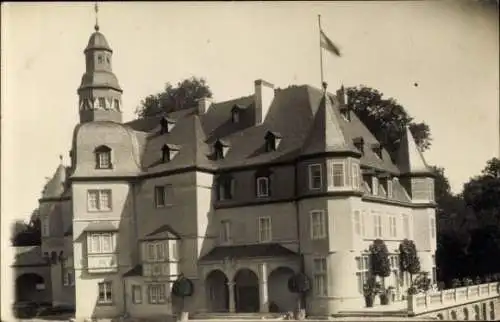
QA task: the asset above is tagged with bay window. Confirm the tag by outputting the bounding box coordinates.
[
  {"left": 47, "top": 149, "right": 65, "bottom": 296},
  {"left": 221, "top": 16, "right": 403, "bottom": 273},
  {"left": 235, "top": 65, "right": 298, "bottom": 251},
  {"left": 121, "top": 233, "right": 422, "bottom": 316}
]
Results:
[
  {"left": 87, "top": 232, "right": 114, "bottom": 254},
  {"left": 332, "top": 161, "right": 346, "bottom": 187}
]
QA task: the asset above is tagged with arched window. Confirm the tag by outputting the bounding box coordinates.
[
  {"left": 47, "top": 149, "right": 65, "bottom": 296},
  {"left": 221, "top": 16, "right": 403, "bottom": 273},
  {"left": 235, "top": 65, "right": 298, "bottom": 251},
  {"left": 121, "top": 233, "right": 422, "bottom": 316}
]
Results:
[
  {"left": 255, "top": 168, "right": 272, "bottom": 198},
  {"left": 95, "top": 145, "right": 112, "bottom": 169},
  {"left": 450, "top": 310, "right": 457, "bottom": 320},
  {"left": 463, "top": 307, "right": 469, "bottom": 320}
]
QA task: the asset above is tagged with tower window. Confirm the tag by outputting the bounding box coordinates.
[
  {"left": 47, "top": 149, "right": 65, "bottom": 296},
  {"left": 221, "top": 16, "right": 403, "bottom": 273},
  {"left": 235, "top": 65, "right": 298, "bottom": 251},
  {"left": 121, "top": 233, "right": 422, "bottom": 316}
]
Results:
[
  {"left": 95, "top": 145, "right": 112, "bottom": 169},
  {"left": 98, "top": 97, "right": 107, "bottom": 110},
  {"left": 113, "top": 99, "right": 120, "bottom": 111},
  {"left": 97, "top": 54, "right": 104, "bottom": 64},
  {"left": 106, "top": 56, "right": 110, "bottom": 64}
]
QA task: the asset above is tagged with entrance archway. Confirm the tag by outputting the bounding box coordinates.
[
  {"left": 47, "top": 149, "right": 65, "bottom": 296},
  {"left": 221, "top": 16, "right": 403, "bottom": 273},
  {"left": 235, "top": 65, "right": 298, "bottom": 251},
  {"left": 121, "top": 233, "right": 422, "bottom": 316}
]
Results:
[
  {"left": 16, "top": 273, "right": 45, "bottom": 302},
  {"left": 233, "top": 269, "right": 259, "bottom": 313},
  {"left": 268, "top": 267, "right": 295, "bottom": 313},
  {"left": 205, "top": 270, "right": 229, "bottom": 312}
]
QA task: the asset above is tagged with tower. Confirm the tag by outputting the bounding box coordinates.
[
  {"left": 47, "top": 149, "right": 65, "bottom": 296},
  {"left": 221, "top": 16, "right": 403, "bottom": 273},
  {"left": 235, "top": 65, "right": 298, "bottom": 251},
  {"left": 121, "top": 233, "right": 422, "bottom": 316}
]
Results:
[{"left": 77, "top": 3, "right": 123, "bottom": 123}]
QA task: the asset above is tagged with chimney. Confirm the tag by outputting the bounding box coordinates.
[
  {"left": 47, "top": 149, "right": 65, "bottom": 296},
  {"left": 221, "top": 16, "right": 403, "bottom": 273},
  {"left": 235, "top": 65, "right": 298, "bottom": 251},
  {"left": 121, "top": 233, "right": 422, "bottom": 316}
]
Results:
[
  {"left": 197, "top": 97, "right": 212, "bottom": 114},
  {"left": 254, "top": 79, "right": 275, "bottom": 124}
]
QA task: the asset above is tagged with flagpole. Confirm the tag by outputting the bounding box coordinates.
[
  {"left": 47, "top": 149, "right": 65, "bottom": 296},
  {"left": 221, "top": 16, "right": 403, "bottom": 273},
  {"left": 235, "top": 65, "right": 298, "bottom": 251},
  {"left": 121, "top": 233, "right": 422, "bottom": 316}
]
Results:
[{"left": 318, "top": 14, "right": 324, "bottom": 87}]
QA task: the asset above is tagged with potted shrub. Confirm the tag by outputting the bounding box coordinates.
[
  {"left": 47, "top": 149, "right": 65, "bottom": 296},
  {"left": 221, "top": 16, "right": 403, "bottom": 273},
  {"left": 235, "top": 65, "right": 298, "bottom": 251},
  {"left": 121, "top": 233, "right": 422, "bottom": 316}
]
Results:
[
  {"left": 287, "top": 272, "right": 311, "bottom": 320},
  {"left": 474, "top": 276, "right": 482, "bottom": 285},
  {"left": 363, "top": 279, "right": 380, "bottom": 308},
  {"left": 407, "top": 286, "right": 418, "bottom": 296},
  {"left": 370, "top": 239, "right": 391, "bottom": 305},
  {"left": 462, "top": 277, "right": 473, "bottom": 287},
  {"left": 399, "top": 239, "right": 421, "bottom": 284},
  {"left": 451, "top": 278, "right": 462, "bottom": 288},
  {"left": 172, "top": 275, "right": 194, "bottom": 321}
]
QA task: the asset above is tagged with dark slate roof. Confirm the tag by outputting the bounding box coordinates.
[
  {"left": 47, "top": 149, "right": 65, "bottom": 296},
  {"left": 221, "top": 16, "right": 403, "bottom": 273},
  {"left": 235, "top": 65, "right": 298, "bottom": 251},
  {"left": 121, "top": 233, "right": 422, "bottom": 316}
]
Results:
[
  {"left": 200, "top": 243, "right": 298, "bottom": 261},
  {"left": 123, "top": 264, "right": 142, "bottom": 277},
  {"left": 141, "top": 224, "right": 181, "bottom": 241}
]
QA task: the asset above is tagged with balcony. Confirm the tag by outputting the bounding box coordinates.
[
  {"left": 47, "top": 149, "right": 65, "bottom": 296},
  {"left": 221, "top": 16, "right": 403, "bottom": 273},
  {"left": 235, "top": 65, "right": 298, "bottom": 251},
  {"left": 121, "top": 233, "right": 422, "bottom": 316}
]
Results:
[
  {"left": 408, "top": 282, "right": 500, "bottom": 316},
  {"left": 87, "top": 253, "right": 118, "bottom": 273}
]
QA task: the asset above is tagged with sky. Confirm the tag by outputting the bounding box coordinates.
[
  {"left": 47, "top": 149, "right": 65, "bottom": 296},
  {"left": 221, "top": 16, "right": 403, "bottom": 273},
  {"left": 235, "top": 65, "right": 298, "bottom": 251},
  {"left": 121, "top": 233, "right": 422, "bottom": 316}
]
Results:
[{"left": 1, "top": 1, "right": 499, "bottom": 225}]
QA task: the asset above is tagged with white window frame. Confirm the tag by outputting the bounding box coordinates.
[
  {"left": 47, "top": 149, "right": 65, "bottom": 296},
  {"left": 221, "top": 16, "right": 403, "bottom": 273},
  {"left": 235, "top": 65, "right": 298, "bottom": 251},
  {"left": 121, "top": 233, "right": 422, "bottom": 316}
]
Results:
[
  {"left": 256, "top": 176, "right": 270, "bottom": 198},
  {"left": 310, "top": 210, "right": 326, "bottom": 240},
  {"left": 352, "top": 163, "right": 360, "bottom": 190},
  {"left": 98, "top": 97, "right": 107, "bottom": 109},
  {"left": 87, "top": 189, "right": 112, "bottom": 212},
  {"left": 373, "top": 213, "right": 382, "bottom": 238},
  {"left": 372, "top": 177, "right": 379, "bottom": 195},
  {"left": 132, "top": 285, "right": 142, "bottom": 304},
  {"left": 87, "top": 232, "right": 114, "bottom": 254},
  {"left": 97, "top": 281, "right": 113, "bottom": 304},
  {"left": 148, "top": 284, "right": 166, "bottom": 304},
  {"left": 220, "top": 220, "right": 232, "bottom": 244},
  {"left": 97, "top": 150, "right": 111, "bottom": 169},
  {"left": 154, "top": 185, "right": 166, "bottom": 208},
  {"left": 41, "top": 216, "right": 50, "bottom": 237},
  {"left": 353, "top": 211, "right": 362, "bottom": 236},
  {"left": 356, "top": 255, "right": 370, "bottom": 294},
  {"left": 169, "top": 240, "right": 179, "bottom": 261},
  {"left": 332, "top": 161, "right": 346, "bottom": 188},
  {"left": 389, "top": 215, "right": 397, "bottom": 238},
  {"left": 308, "top": 164, "right": 322, "bottom": 190},
  {"left": 312, "top": 257, "right": 328, "bottom": 296},
  {"left": 145, "top": 241, "right": 167, "bottom": 262},
  {"left": 258, "top": 216, "right": 272, "bottom": 243},
  {"left": 387, "top": 179, "right": 394, "bottom": 198}
]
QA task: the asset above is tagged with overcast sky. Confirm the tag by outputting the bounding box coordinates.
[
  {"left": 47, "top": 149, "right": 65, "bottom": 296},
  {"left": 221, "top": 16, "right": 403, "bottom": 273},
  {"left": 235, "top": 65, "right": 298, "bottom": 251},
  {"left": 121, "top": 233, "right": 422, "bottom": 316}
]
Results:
[{"left": 1, "top": 1, "right": 499, "bottom": 224}]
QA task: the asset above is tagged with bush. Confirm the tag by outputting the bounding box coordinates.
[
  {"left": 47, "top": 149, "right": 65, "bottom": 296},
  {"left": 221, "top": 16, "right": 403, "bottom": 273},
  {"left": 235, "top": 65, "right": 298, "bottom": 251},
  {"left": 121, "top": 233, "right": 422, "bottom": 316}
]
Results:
[
  {"left": 474, "top": 276, "right": 482, "bottom": 285},
  {"left": 399, "top": 239, "right": 421, "bottom": 281},
  {"left": 451, "top": 278, "right": 462, "bottom": 288},
  {"left": 462, "top": 277, "right": 473, "bottom": 286},
  {"left": 370, "top": 239, "right": 391, "bottom": 279},
  {"left": 407, "top": 286, "right": 418, "bottom": 295}
]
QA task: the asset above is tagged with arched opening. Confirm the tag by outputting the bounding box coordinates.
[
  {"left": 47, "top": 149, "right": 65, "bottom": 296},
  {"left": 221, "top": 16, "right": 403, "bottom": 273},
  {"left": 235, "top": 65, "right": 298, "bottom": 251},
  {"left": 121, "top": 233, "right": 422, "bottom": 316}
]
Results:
[
  {"left": 16, "top": 273, "right": 45, "bottom": 302},
  {"left": 490, "top": 301, "right": 495, "bottom": 320},
  {"left": 233, "top": 268, "right": 259, "bottom": 313},
  {"left": 463, "top": 307, "right": 469, "bottom": 320},
  {"left": 436, "top": 313, "right": 444, "bottom": 320},
  {"left": 450, "top": 310, "right": 457, "bottom": 320},
  {"left": 474, "top": 304, "right": 480, "bottom": 320},
  {"left": 482, "top": 303, "right": 487, "bottom": 320},
  {"left": 268, "top": 267, "right": 295, "bottom": 313},
  {"left": 205, "top": 270, "right": 229, "bottom": 312}
]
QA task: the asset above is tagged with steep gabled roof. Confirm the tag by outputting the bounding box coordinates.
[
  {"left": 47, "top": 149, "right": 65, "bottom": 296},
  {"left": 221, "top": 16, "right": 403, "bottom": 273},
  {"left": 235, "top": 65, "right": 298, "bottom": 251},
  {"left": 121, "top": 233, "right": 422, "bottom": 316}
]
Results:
[{"left": 396, "top": 126, "right": 432, "bottom": 175}]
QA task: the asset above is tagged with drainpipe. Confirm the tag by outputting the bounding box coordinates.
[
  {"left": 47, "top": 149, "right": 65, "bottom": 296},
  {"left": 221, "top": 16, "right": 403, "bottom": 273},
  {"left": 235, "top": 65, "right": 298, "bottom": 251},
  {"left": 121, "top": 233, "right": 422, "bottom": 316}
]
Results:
[
  {"left": 293, "top": 161, "right": 306, "bottom": 311},
  {"left": 122, "top": 278, "right": 127, "bottom": 318}
]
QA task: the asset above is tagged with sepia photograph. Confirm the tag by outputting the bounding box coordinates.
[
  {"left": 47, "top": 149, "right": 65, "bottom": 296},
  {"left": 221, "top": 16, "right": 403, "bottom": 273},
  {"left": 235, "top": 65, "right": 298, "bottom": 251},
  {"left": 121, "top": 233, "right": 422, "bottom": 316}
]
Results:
[{"left": 1, "top": 1, "right": 499, "bottom": 321}]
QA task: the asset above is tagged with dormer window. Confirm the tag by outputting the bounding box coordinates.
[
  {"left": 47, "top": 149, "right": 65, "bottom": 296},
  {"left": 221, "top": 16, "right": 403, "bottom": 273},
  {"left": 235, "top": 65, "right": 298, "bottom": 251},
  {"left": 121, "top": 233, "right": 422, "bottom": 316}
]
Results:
[
  {"left": 95, "top": 145, "right": 112, "bottom": 169},
  {"left": 160, "top": 117, "right": 176, "bottom": 134},
  {"left": 353, "top": 137, "right": 364, "bottom": 155},
  {"left": 214, "top": 140, "right": 230, "bottom": 160},
  {"left": 340, "top": 106, "right": 351, "bottom": 122},
  {"left": 372, "top": 143, "right": 382, "bottom": 159},
  {"left": 161, "top": 144, "right": 180, "bottom": 163},
  {"left": 264, "top": 131, "right": 282, "bottom": 152},
  {"left": 232, "top": 110, "right": 240, "bottom": 123}
]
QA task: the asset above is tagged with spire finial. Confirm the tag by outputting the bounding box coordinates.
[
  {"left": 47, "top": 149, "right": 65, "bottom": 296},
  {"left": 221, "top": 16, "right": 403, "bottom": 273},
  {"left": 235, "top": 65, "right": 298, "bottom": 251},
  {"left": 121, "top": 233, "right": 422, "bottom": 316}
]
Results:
[
  {"left": 322, "top": 81, "right": 328, "bottom": 93},
  {"left": 59, "top": 154, "right": 63, "bottom": 164},
  {"left": 94, "top": 2, "right": 100, "bottom": 31}
]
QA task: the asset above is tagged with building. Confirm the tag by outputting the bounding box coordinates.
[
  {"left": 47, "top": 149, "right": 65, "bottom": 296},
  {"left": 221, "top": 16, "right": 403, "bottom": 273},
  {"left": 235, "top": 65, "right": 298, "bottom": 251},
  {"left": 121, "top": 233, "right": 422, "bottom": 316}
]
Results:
[{"left": 40, "top": 18, "right": 437, "bottom": 322}]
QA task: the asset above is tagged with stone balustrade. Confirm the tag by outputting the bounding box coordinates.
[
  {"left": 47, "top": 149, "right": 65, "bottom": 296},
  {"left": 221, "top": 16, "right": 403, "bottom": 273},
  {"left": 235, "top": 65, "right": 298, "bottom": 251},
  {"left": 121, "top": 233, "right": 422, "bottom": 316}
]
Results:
[{"left": 408, "top": 282, "right": 500, "bottom": 315}]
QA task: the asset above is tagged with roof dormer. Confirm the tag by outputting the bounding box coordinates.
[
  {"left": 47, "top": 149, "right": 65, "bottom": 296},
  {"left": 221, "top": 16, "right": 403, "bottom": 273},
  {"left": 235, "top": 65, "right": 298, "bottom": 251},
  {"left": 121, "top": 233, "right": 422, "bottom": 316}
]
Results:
[
  {"left": 371, "top": 142, "right": 382, "bottom": 159},
  {"left": 353, "top": 136, "right": 364, "bottom": 155},
  {"left": 213, "top": 139, "right": 230, "bottom": 160},
  {"left": 161, "top": 144, "right": 181, "bottom": 163},
  {"left": 264, "top": 131, "right": 282, "bottom": 152},
  {"left": 231, "top": 104, "right": 246, "bottom": 124},
  {"left": 160, "top": 116, "right": 176, "bottom": 134}
]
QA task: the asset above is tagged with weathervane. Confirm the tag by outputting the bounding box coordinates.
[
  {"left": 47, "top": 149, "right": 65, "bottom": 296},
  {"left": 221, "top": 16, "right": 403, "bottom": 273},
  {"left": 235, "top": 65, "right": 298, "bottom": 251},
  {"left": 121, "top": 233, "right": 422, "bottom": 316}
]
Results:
[{"left": 94, "top": 2, "right": 100, "bottom": 31}]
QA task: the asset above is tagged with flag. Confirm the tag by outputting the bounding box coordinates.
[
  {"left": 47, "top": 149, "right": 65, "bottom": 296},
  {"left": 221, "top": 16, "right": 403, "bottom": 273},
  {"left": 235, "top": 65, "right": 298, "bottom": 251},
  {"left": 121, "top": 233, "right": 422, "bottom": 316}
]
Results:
[{"left": 320, "top": 30, "right": 341, "bottom": 57}]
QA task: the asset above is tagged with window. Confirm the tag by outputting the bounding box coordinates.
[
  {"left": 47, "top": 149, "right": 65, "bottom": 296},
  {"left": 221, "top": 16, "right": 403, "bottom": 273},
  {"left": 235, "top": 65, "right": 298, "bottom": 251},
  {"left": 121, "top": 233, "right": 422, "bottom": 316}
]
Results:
[
  {"left": 352, "top": 163, "right": 360, "bottom": 190},
  {"left": 372, "top": 177, "right": 379, "bottom": 195},
  {"left": 213, "top": 140, "right": 229, "bottom": 160},
  {"left": 88, "top": 232, "right": 114, "bottom": 254},
  {"left": 62, "top": 258, "right": 74, "bottom": 287},
  {"left": 87, "top": 189, "right": 112, "bottom": 211},
  {"left": 113, "top": 99, "right": 120, "bottom": 111},
  {"left": 220, "top": 220, "right": 231, "bottom": 244},
  {"left": 373, "top": 213, "right": 382, "bottom": 238},
  {"left": 353, "top": 211, "right": 362, "bottom": 236},
  {"left": 97, "top": 54, "right": 104, "bottom": 64},
  {"left": 154, "top": 185, "right": 172, "bottom": 208},
  {"left": 217, "top": 177, "right": 234, "bottom": 201},
  {"left": 98, "top": 97, "right": 107, "bottom": 109},
  {"left": 310, "top": 210, "right": 326, "bottom": 240},
  {"left": 356, "top": 256, "right": 370, "bottom": 294},
  {"left": 98, "top": 281, "right": 113, "bottom": 304},
  {"left": 41, "top": 216, "right": 49, "bottom": 237},
  {"left": 169, "top": 241, "right": 179, "bottom": 261},
  {"left": 95, "top": 146, "right": 112, "bottom": 169},
  {"left": 313, "top": 258, "right": 328, "bottom": 296},
  {"left": 106, "top": 55, "right": 110, "bottom": 64},
  {"left": 162, "top": 145, "right": 180, "bottom": 163},
  {"left": 258, "top": 216, "right": 272, "bottom": 242},
  {"left": 264, "top": 132, "right": 281, "bottom": 152},
  {"left": 146, "top": 242, "right": 167, "bottom": 262},
  {"left": 403, "top": 214, "right": 410, "bottom": 237},
  {"left": 308, "top": 164, "right": 322, "bottom": 190},
  {"left": 232, "top": 110, "right": 240, "bottom": 123},
  {"left": 389, "top": 215, "right": 397, "bottom": 238},
  {"left": 148, "top": 284, "right": 166, "bottom": 304},
  {"left": 132, "top": 285, "right": 142, "bottom": 304},
  {"left": 256, "top": 177, "right": 270, "bottom": 198},
  {"left": 387, "top": 179, "right": 393, "bottom": 198},
  {"left": 332, "top": 161, "right": 345, "bottom": 187},
  {"left": 430, "top": 217, "right": 436, "bottom": 238}
]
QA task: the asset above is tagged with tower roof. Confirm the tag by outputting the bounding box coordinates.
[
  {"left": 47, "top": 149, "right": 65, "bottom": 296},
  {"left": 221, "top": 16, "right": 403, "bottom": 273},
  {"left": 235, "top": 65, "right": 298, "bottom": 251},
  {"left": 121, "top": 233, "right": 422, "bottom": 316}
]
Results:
[
  {"left": 85, "top": 31, "right": 112, "bottom": 53},
  {"left": 396, "top": 126, "right": 432, "bottom": 175}
]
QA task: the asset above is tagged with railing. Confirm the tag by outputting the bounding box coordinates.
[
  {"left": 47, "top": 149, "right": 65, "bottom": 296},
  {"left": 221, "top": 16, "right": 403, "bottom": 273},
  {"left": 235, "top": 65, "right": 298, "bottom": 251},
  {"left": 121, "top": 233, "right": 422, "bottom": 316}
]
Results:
[{"left": 408, "top": 282, "right": 500, "bottom": 315}]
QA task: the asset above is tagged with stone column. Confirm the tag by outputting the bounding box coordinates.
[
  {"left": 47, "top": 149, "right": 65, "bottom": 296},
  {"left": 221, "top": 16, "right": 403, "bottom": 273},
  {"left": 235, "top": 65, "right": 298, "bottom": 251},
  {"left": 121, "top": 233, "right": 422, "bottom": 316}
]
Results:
[
  {"left": 258, "top": 263, "right": 269, "bottom": 313},
  {"left": 227, "top": 282, "right": 235, "bottom": 313}
]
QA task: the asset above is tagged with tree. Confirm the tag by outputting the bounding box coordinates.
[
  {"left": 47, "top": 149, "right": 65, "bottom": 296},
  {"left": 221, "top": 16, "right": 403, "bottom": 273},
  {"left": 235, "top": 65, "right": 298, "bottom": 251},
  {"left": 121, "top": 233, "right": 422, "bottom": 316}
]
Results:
[
  {"left": 172, "top": 275, "right": 194, "bottom": 321},
  {"left": 287, "top": 272, "right": 311, "bottom": 320},
  {"left": 370, "top": 239, "right": 391, "bottom": 287},
  {"left": 346, "top": 86, "right": 432, "bottom": 155},
  {"left": 399, "top": 239, "right": 421, "bottom": 283},
  {"left": 135, "top": 77, "right": 213, "bottom": 118}
]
